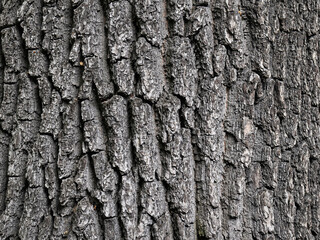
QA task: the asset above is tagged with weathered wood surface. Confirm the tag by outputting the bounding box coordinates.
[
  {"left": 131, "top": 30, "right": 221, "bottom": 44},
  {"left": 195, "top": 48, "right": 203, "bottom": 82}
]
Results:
[{"left": 0, "top": 0, "right": 319, "bottom": 239}]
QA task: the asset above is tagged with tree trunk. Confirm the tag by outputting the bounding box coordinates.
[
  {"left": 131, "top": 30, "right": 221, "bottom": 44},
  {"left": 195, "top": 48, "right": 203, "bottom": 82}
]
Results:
[{"left": 0, "top": 0, "right": 319, "bottom": 239}]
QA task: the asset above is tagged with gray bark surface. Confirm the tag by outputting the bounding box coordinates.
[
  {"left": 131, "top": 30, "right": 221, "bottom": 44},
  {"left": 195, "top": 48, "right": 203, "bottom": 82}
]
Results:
[{"left": 0, "top": 0, "right": 319, "bottom": 239}]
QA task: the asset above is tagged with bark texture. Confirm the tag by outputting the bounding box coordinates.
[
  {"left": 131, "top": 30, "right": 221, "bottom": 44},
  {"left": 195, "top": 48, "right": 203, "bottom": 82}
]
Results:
[{"left": 0, "top": 0, "right": 319, "bottom": 239}]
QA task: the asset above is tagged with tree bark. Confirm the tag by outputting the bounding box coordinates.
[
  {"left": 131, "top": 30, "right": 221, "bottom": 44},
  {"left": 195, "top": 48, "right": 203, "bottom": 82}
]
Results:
[{"left": 0, "top": 0, "right": 319, "bottom": 239}]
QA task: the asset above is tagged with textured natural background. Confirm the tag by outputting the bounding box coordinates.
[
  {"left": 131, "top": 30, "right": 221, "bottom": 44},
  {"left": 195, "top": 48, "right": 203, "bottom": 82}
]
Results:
[{"left": 0, "top": 0, "right": 319, "bottom": 239}]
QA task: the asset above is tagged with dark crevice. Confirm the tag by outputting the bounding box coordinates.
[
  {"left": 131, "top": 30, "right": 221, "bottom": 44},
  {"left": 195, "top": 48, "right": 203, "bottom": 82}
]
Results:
[
  {"left": 0, "top": 24, "right": 17, "bottom": 31},
  {"left": 91, "top": 81, "right": 111, "bottom": 140},
  {"left": 0, "top": 133, "right": 9, "bottom": 215},
  {"left": 100, "top": 0, "right": 116, "bottom": 97},
  {"left": 126, "top": 96, "right": 138, "bottom": 173},
  {"left": 86, "top": 153, "right": 105, "bottom": 239},
  {"left": 31, "top": 76, "right": 43, "bottom": 118},
  {"left": 15, "top": 23, "right": 29, "bottom": 71},
  {"left": 90, "top": 82, "right": 124, "bottom": 238},
  {"left": 0, "top": 43, "right": 4, "bottom": 104},
  {"left": 115, "top": 174, "right": 125, "bottom": 240},
  {"left": 136, "top": 175, "right": 145, "bottom": 224}
]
